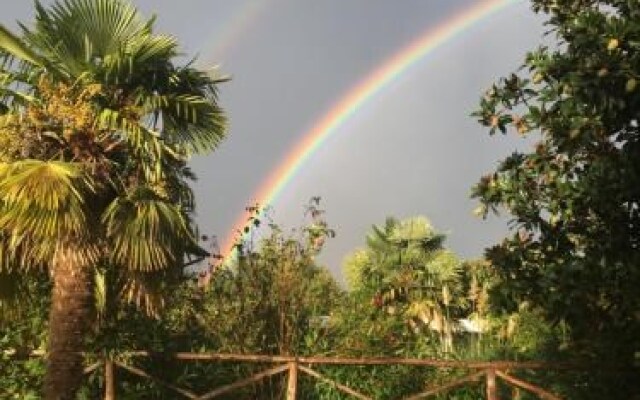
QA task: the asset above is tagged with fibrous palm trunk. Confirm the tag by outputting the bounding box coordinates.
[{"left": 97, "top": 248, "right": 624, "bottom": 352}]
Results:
[{"left": 44, "top": 245, "right": 94, "bottom": 400}]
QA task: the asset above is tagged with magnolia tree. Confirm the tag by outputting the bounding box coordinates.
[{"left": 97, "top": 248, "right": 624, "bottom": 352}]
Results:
[{"left": 472, "top": 0, "right": 640, "bottom": 396}]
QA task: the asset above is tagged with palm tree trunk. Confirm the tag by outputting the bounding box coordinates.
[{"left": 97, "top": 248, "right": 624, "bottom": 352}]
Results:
[{"left": 44, "top": 245, "right": 94, "bottom": 400}]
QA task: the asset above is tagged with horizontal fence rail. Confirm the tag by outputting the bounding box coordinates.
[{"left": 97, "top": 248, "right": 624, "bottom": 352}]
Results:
[
  {"left": 125, "top": 351, "right": 588, "bottom": 370},
  {"left": 7, "top": 351, "right": 631, "bottom": 399}
]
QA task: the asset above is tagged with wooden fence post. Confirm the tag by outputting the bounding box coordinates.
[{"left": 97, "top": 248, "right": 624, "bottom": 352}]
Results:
[
  {"left": 105, "top": 358, "right": 115, "bottom": 400},
  {"left": 486, "top": 369, "right": 499, "bottom": 400},
  {"left": 286, "top": 361, "right": 298, "bottom": 400}
]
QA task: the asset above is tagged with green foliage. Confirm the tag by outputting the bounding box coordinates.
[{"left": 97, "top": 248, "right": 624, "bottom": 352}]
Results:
[
  {"left": 327, "top": 217, "right": 565, "bottom": 399},
  {"left": 55, "top": 201, "right": 342, "bottom": 399},
  {"left": 320, "top": 217, "right": 475, "bottom": 398},
  {"left": 0, "top": 212, "right": 565, "bottom": 398},
  {"left": 472, "top": 0, "right": 640, "bottom": 396},
  {"left": 0, "top": 275, "right": 49, "bottom": 399},
  {"left": 160, "top": 202, "right": 343, "bottom": 398}
]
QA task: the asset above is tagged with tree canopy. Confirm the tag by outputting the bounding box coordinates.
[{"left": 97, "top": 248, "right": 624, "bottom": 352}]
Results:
[{"left": 473, "top": 0, "right": 640, "bottom": 396}]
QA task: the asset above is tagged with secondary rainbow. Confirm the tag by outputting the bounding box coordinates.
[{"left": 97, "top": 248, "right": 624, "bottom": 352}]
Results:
[
  {"left": 200, "top": 0, "right": 272, "bottom": 63},
  {"left": 218, "top": 0, "right": 520, "bottom": 264}
]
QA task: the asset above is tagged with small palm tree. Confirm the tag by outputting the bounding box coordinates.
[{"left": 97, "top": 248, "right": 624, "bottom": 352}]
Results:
[
  {"left": 0, "top": 1, "right": 226, "bottom": 398},
  {"left": 349, "top": 217, "right": 465, "bottom": 352}
]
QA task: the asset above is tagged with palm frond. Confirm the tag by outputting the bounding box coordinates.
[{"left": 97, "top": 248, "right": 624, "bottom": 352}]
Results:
[
  {"left": 127, "top": 33, "right": 177, "bottom": 65},
  {"left": 95, "top": 264, "right": 181, "bottom": 321},
  {"left": 366, "top": 223, "right": 393, "bottom": 251},
  {"left": 0, "top": 161, "right": 93, "bottom": 240},
  {"left": 55, "top": 0, "right": 143, "bottom": 56},
  {"left": 94, "top": 267, "right": 107, "bottom": 320},
  {"left": 160, "top": 95, "right": 227, "bottom": 153},
  {"left": 0, "top": 86, "right": 36, "bottom": 108},
  {"left": 137, "top": 66, "right": 228, "bottom": 154},
  {"left": 0, "top": 230, "right": 50, "bottom": 272},
  {"left": 427, "top": 250, "right": 463, "bottom": 285},
  {"left": 96, "top": 107, "right": 165, "bottom": 161},
  {"left": 0, "top": 25, "right": 44, "bottom": 67},
  {"left": 418, "top": 234, "right": 446, "bottom": 253},
  {"left": 24, "top": 0, "right": 154, "bottom": 79},
  {"left": 102, "top": 186, "right": 203, "bottom": 271},
  {"left": 117, "top": 271, "right": 165, "bottom": 318}
]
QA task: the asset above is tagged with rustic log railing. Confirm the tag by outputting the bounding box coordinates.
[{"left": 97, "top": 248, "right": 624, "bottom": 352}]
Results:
[{"left": 63, "top": 352, "right": 576, "bottom": 399}]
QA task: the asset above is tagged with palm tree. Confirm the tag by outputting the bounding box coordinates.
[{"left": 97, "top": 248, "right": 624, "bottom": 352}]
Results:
[
  {"left": 0, "top": 1, "right": 226, "bottom": 398},
  {"left": 346, "top": 216, "right": 465, "bottom": 352}
]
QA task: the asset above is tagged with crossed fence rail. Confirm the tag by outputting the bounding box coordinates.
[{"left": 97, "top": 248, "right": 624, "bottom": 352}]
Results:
[{"left": 64, "top": 352, "right": 578, "bottom": 399}]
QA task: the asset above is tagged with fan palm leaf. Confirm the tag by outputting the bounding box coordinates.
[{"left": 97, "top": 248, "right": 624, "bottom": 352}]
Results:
[
  {"left": 0, "top": 161, "right": 92, "bottom": 238},
  {"left": 0, "top": 25, "right": 44, "bottom": 67},
  {"left": 102, "top": 186, "right": 202, "bottom": 271}
]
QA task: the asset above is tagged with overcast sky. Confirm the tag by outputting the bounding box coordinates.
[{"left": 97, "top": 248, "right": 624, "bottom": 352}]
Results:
[{"left": 2, "top": 1, "right": 545, "bottom": 278}]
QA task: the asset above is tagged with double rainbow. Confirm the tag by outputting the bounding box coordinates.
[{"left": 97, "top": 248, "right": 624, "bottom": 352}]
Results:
[{"left": 218, "top": 0, "right": 520, "bottom": 264}]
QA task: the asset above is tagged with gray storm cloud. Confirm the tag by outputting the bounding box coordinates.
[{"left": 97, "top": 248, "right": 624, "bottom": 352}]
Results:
[{"left": 2, "top": 0, "right": 544, "bottom": 278}]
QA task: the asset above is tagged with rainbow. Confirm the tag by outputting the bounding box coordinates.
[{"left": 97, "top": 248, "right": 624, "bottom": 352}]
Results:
[
  {"left": 218, "top": 0, "right": 520, "bottom": 264},
  {"left": 200, "top": 0, "right": 273, "bottom": 61}
]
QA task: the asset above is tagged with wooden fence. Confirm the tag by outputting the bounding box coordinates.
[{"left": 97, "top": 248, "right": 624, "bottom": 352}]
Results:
[{"left": 73, "top": 352, "right": 573, "bottom": 400}]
